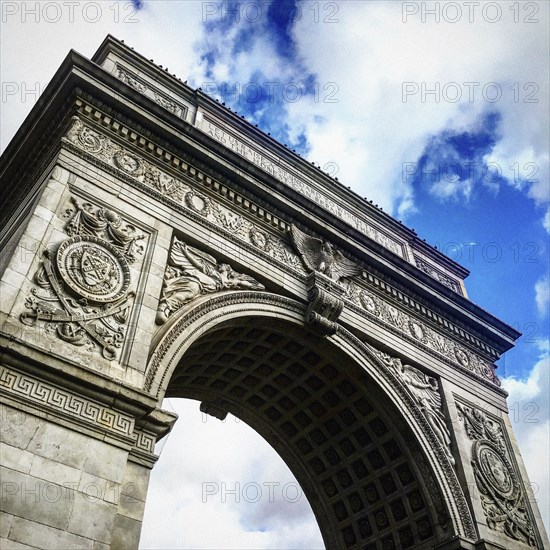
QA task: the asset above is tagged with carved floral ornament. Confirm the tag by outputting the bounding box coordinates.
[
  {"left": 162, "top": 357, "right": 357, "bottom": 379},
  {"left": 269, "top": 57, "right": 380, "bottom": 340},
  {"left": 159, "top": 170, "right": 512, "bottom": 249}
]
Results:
[
  {"left": 20, "top": 197, "right": 145, "bottom": 360},
  {"left": 457, "top": 402, "right": 537, "bottom": 547}
]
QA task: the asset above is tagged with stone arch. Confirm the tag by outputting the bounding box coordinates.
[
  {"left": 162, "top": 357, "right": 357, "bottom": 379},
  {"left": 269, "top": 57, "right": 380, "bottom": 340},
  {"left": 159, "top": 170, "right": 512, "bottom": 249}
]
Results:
[{"left": 145, "top": 291, "right": 477, "bottom": 549}]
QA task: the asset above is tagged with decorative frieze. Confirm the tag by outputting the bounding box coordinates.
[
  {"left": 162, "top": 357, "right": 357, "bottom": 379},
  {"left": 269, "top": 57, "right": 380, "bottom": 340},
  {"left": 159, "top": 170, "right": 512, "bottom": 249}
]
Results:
[
  {"left": 345, "top": 281, "right": 500, "bottom": 386},
  {"left": 63, "top": 116, "right": 502, "bottom": 386},
  {"left": 156, "top": 236, "right": 265, "bottom": 324},
  {"left": 0, "top": 366, "right": 134, "bottom": 436},
  {"left": 64, "top": 117, "right": 303, "bottom": 275},
  {"left": 457, "top": 402, "right": 537, "bottom": 547},
  {"left": 201, "top": 117, "right": 406, "bottom": 259}
]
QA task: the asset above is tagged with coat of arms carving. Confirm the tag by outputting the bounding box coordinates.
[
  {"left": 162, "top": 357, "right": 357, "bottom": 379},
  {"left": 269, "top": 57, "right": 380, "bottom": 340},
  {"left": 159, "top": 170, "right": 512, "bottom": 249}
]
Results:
[{"left": 20, "top": 197, "right": 145, "bottom": 360}]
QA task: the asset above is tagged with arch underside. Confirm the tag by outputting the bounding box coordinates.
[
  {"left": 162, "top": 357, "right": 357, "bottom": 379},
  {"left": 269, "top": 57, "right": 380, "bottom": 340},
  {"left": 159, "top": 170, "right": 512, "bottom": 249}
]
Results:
[{"left": 163, "top": 313, "right": 457, "bottom": 549}]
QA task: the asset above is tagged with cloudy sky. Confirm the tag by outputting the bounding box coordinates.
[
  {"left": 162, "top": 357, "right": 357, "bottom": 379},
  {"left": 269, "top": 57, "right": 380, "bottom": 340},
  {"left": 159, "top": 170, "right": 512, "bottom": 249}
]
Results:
[{"left": 1, "top": 1, "right": 548, "bottom": 547}]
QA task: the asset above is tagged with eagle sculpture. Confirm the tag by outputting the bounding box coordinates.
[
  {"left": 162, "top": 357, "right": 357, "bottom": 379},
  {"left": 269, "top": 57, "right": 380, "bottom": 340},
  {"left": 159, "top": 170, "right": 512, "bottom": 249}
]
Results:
[{"left": 290, "top": 225, "right": 360, "bottom": 282}]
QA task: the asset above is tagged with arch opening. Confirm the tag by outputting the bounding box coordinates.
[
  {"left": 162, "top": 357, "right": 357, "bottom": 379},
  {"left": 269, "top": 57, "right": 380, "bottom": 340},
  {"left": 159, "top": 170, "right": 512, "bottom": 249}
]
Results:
[
  {"left": 158, "top": 314, "right": 451, "bottom": 549},
  {"left": 140, "top": 397, "right": 324, "bottom": 549}
]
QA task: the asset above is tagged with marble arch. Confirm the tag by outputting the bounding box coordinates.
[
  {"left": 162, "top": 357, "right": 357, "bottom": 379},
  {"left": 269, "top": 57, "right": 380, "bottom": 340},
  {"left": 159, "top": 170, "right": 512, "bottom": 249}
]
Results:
[
  {"left": 0, "top": 35, "right": 548, "bottom": 549},
  {"left": 146, "top": 290, "right": 476, "bottom": 548}
]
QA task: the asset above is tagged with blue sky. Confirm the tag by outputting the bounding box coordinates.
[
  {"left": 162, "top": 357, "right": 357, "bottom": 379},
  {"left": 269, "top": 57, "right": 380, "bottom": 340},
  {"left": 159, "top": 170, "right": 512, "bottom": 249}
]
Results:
[{"left": 1, "top": 1, "right": 548, "bottom": 548}]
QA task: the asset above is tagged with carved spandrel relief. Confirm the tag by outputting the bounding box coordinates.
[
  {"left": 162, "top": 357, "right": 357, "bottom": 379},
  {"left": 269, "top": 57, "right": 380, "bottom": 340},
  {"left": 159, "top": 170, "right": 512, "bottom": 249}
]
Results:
[
  {"left": 375, "top": 352, "right": 455, "bottom": 466},
  {"left": 20, "top": 197, "right": 145, "bottom": 360},
  {"left": 345, "top": 281, "right": 500, "bottom": 387},
  {"left": 64, "top": 117, "right": 303, "bottom": 274},
  {"left": 156, "top": 237, "right": 265, "bottom": 324},
  {"left": 457, "top": 402, "right": 537, "bottom": 547}
]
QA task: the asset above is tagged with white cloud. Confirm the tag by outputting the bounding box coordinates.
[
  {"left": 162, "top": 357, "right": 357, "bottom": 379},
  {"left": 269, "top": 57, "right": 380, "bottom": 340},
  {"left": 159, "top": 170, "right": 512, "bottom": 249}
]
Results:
[
  {"left": 289, "top": 1, "right": 549, "bottom": 217},
  {"left": 140, "top": 399, "right": 324, "bottom": 549},
  {"left": 535, "top": 275, "right": 550, "bottom": 317}
]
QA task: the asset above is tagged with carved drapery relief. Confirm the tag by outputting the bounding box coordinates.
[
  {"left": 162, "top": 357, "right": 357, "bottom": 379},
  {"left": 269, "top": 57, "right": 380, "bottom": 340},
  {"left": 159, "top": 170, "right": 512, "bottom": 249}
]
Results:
[
  {"left": 304, "top": 271, "right": 345, "bottom": 336},
  {"left": 457, "top": 402, "right": 537, "bottom": 547},
  {"left": 20, "top": 196, "right": 145, "bottom": 360},
  {"left": 64, "top": 117, "right": 303, "bottom": 273},
  {"left": 374, "top": 352, "right": 455, "bottom": 466},
  {"left": 156, "top": 236, "right": 265, "bottom": 324},
  {"left": 65, "top": 196, "right": 145, "bottom": 262},
  {"left": 345, "top": 281, "right": 500, "bottom": 387}
]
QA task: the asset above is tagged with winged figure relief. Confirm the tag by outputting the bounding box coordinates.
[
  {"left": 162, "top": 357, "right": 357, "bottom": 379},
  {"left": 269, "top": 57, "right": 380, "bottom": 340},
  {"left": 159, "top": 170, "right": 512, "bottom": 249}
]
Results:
[
  {"left": 156, "top": 237, "right": 264, "bottom": 324},
  {"left": 290, "top": 225, "right": 360, "bottom": 282}
]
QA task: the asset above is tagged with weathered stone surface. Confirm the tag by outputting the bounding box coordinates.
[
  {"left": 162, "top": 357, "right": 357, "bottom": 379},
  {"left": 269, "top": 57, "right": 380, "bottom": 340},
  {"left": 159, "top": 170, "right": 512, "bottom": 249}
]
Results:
[
  {"left": 0, "top": 467, "right": 74, "bottom": 530},
  {"left": 7, "top": 516, "right": 94, "bottom": 550},
  {"left": 67, "top": 497, "right": 117, "bottom": 544}
]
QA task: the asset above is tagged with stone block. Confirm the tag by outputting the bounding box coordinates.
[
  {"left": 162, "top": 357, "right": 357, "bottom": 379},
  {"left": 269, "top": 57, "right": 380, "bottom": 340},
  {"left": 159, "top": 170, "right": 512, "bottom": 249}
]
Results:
[
  {"left": 10, "top": 239, "right": 41, "bottom": 278},
  {"left": 32, "top": 205, "right": 54, "bottom": 223},
  {"left": 82, "top": 440, "right": 128, "bottom": 484},
  {"left": 0, "top": 406, "right": 42, "bottom": 451},
  {"left": 1, "top": 267, "right": 26, "bottom": 290},
  {"left": 0, "top": 443, "right": 34, "bottom": 475},
  {"left": 0, "top": 537, "right": 37, "bottom": 549},
  {"left": 22, "top": 216, "right": 50, "bottom": 244},
  {"left": 26, "top": 422, "right": 89, "bottom": 470},
  {"left": 109, "top": 514, "right": 142, "bottom": 550},
  {"left": 0, "top": 467, "right": 74, "bottom": 531},
  {"left": 0, "top": 283, "right": 21, "bottom": 318},
  {"left": 78, "top": 472, "right": 120, "bottom": 505},
  {"left": 0, "top": 512, "right": 14, "bottom": 538},
  {"left": 29, "top": 455, "right": 82, "bottom": 486},
  {"left": 117, "top": 490, "right": 146, "bottom": 522},
  {"left": 66, "top": 496, "right": 117, "bottom": 544},
  {"left": 135, "top": 305, "right": 157, "bottom": 333},
  {"left": 7, "top": 516, "right": 94, "bottom": 549}
]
